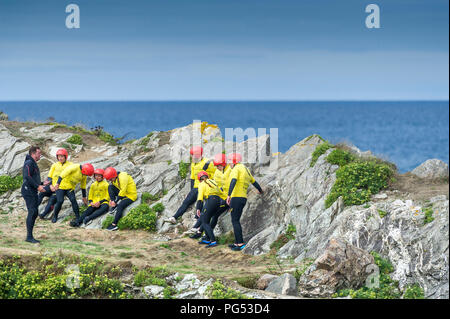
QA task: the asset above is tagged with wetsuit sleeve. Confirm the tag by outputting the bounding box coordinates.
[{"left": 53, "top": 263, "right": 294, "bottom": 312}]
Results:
[
  {"left": 81, "top": 189, "right": 87, "bottom": 198},
  {"left": 228, "top": 178, "right": 237, "bottom": 197},
  {"left": 191, "top": 179, "right": 195, "bottom": 190},
  {"left": 81, "top": 175, "right": 87, "bottom": 190},
  {"left": 23, "top": 161, "right": 39, "bottom": 189},
  {"left": 196, "top": 200, "right": 204, "bottom": 211},
  {"left": 252, "top": 181, "right": 263, "bottom": 193}
]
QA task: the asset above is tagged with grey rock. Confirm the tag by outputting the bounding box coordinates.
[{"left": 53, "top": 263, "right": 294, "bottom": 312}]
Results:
[
  {"left": 265, "top": 273, "right": 297, "bottom": 296},
  {"left": 411, "top": 159, "right": 449, "bottom": 179},
  {"left": 256, "top": 274, "right": 278, "bottom": 290}
]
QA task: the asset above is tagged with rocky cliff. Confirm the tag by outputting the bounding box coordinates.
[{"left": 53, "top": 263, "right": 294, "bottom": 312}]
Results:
[{"left": 0, "top": 117, "right": 448, "bottom": 299}]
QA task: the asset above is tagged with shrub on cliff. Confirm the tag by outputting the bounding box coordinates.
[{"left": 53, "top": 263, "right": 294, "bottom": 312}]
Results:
[
  {"left": 117, "top": 203, "right": 157, "bottom": 232},
  {"left": 0, "top": 175, "right": 23, "bottom": 195}
]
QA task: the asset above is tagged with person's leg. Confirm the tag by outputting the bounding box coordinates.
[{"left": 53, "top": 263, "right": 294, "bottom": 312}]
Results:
[
  {"left": 112, "top": 198, "right": 134, "bottom": 226},
  {"left": 40, "top": 194, "right": 57, "bottom": 218},
  {"left": 37, "top": 185, "right": 52, "bottom": 206},
  {"left": 230, "top": 197, "right": 247, "bottom": 245},
  {"left": 211, "top": 199, "right": 229, "bottom": 230},
  {"left": 52, "top": 189, "right": 66, "bottom": 222},
  {"left": 66, "top": 190, "right": 80, "bottom": 219},
  {"left": 24, "top": 193, "right": 39, "bottom": 242},
  {"left": 173, "top": 188, "right": 198, "bottom": 220},
  {"left": 200, "top": 196, "right": 220, "bottom": 243},
  {"left": 78, "top": 205, "right": 95, "bottom": 223},
  {"left": 86, "top": 203, "right": 109, "bottom": 222},
  {"left": 108, "top": 184, "right": 120, "bottom": 203}
]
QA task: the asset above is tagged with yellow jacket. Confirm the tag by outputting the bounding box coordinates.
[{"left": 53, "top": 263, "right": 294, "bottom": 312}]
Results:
[
  {"left": 59, "top": 163, "right": 87, "bottom": 191},
  {"left": 48, "top": 161, "right": 72, "bottom": 186},
  {"left": 88, "top": 180, "right": 110, "bottom": 205},
  {"left": 190, "top": 158, "right": 216, "bottom": 188},
  {"left": 112, "top": 172, "right": 137, "bottom": 201},
  {"left": 213, "top": 165, "right": 231, "bottom": 196},
  {"left": 229, "top": 163, "right": 256, "bottom": 198},
  {"left": 197, "top": 178, "right": 227, "bottom": 202}
]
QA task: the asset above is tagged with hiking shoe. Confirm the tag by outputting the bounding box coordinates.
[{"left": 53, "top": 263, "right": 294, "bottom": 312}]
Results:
[
  {"left": 83, "top": 217, "right": 92, "bottom": 225},
  {"left": 189, "top": 232, "right": 202, "bottom": 239},
  {"left": 163, "top": 217, "right": 177, "bottom": 225},
  {"left": 228, "top": 243, "right": 237, "bottom": 248},
  {"left": 69, "top": 219, "right": 80, "bottom": 227},
  {"left": 25, "top": 237, "right": 40, "bottom": 244},
  {"left": 106, "top": 224, "right": 118, "bottom": 231},
  {"left": 205, "top": 242, "right": 218, "bottom": 248},
  {"left": 198, "top": 239, "right": 211, "bottom": 245},
  {"left": 231, "top": 244, "right": 246, "bottom": 251},
  {"left": 51, "top": 215, "right": 58, "bottom": 223}
]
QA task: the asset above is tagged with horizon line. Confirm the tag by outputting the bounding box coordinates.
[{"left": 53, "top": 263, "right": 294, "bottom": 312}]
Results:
[{"left": 1, "top": 99, "right": 449, "bottom": 103}]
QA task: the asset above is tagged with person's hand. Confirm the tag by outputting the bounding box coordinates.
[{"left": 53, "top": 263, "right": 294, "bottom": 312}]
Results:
[
  {"left": 226, "top": 196, "right": 231, "bottom": 206},
  {"left": 94, "top": 202, "right": 100, "bottom": 208},
  {"left": 50, "top": 185, "right": 56, "bottom": 192},
  {"left": 196, "top": 209, "right": 201, "bottom": 218},
  {"left": 109, "top": 200, "right": 116, "bottom": 207},
  {"left": 37, "top": 185, "right": 45, "bottom": 193},
  {"left": 43, "top": 180, "right": 50, "bottom": 186},
  {"left": 54, "top": 184, "right": 60, "bottom": 191},
  {"left": 82, "top": 197, "right": 88, "bottom": 206}
]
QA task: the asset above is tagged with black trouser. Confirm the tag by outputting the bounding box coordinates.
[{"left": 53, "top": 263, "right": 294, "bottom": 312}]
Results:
[
  {"left": 22, "top": 191, "right": 39, "bottom": 239},
  {"left": 201, "top": 195, "right": 229, "bottom": 242},
  {"left": 173, "top": 188, "right": 198, "bottom": 220},
  {"left": 53, "top": 188, "right": 80, "bottom": 219},
  {"left": 77, "top": 203, "right": 109, "bottom": 223},
  {"left": 37, "top": 185, "right": 52, "bottom": 206},
  {"left": 230, "top": 197, "right": 247, "bottom": 244},
  {"left": 108, "top": 185, "right": 135, "bottom": 225},
  {"left": 198, "top": 198, "right": 228, "bottom": 237}
]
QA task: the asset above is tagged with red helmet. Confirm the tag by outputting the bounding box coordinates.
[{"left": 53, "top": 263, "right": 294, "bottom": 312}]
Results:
[
  {"left": 190, "top": 146, "right": 203, "bottom": 157},
  {"left": 56, "top": 148, "right": 68, "bottom": 159},
  {"left": 104, "top": 167, "right": 118, "bottom": 180},
  {"left": 197, "top": 171, "right": 209, "bottom": 181},
  {"left": 213, "top": 153, "right": 227, "bottom": 167},
  {"left": 81, "top": 163, "right": 94, "bottom": 176},
  {"left": 227, "top": 153, "right": 242, "bottom": 164},
  {"left": 93, "top": 168, "right": 104, "bottom": 176}
]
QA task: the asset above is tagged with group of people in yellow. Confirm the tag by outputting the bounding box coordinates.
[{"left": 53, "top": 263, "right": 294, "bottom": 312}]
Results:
[
  {"left": 23, "top": 145, "right": 262, "bottom": 251},
  {"left": 163, "top": 146, "right": 263, "bottom": 251}
]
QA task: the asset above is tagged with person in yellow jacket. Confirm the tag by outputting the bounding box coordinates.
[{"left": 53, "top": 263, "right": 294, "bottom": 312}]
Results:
[
  {"left": 226, "top": 153, "right": 263, "bottom": 251},
  {"left": 71, "top": 169, "right": 110, "bottom": 227},
  {"left": 163, "top": 146, "right": 216, "bottom": 225},
  {"left": 38, "top": 148, "right": 72, "bottom": 219},
  {"left": 52, "top": 162, "right": 94, "bottom": 224},
  {"left": 194, "top": 170, "right": 227, "bottom": 248},
  {"left": 190, "top": 153, "right": 231, "bottom": 240},
  {"left": 103, "top": 167, "right": 137, "bottom": 231}
]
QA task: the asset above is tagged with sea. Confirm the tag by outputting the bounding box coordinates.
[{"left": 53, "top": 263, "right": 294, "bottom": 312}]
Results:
[{"left": 0, "top": 101, "right": 448, "bottom": 173}]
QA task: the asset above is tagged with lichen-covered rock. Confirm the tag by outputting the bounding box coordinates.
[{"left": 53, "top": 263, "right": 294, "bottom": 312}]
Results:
[{"left": 265, "top": 273, "right": 297, "bottom": 296}]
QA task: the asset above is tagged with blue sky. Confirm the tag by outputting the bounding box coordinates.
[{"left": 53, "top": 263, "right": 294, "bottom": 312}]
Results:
[{"left": 0, "top": 0, "right": 448, "bottom": 100}]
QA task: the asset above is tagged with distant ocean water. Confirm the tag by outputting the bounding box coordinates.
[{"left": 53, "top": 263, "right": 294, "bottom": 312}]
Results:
[{"left": 0, "top": 101, "right": 448, "bottom": 173}]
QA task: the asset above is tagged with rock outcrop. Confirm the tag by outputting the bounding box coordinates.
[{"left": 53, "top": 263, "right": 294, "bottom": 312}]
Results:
[
  {"left": 411, "top": 159, "right": 449, "bottom": 180},
  {"left": 0, "top": 117, "right": 448, "bottom": 299}
]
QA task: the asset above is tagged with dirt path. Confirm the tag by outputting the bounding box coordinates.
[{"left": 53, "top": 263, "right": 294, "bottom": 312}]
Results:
[{"left": 0, "top": 211, "right": 294, "bottom": 281}]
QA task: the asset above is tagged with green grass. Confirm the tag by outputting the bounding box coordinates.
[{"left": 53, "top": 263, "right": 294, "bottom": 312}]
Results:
[
  {"left": 326, "top": 148, "right": 356, "bottom": 167},
  {"left": 207, "top": 280, "right": 250, "bottom": 299},
  {"left": 269, "top": 223, "right": 297, "bottom": 251},
  {"left": 117, "top": 204, "right": 158, "bottom": 232},
  {"left": 378, "top": 209, "right": 388, "bottom": 218}
]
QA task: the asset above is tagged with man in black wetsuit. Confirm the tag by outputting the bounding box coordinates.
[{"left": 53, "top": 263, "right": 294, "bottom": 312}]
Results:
[{"left": 21, "top": 146, "right": 48, "bottom": 243}]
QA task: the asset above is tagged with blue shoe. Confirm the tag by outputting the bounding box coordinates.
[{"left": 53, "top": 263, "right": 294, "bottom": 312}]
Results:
[
  {"left": 231, "top": 244, "right": 246, "bottom": 251},
  {"left": 198, "top": 240, "right": 211, "bottom": 245},
  {"left": 205, "top": 241, "right": 217, "bottom": 248}
]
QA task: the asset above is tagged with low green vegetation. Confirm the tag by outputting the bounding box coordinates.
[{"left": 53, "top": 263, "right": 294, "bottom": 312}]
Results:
[
  {"left": 325, "top": 160, "right": 394, "bottom": 208},
  {"left": 269, "top": 223, "right": 297, "bottom": 252},
  {"left": 333, "top": 252, "right": 424, "bottom": 299},
  {"left": 102, "top": 215, "right": 115, "bottom": 229},
  {"left": 117, "top": 203, "right": 159, "bottom": 232},
  {"left": 178, "top": 160, "right": 190, "bottom": 179},
  {"left": 207, "top": 280, "right": 250, "bottom": 299},
  {"left": 0, "top": 175, "right": 23, "bottom": 195},
  {"left": 66, "top": 134, "right": 83, "bottom": 145},
  {"left": 378, "top": 209, "right": 388, "bottom": 218},
  {"left": 91, "top": 126, "right": 120, "bottom": 145},
  {"left": 293, "top": 259, "right": 314, "bottom": 282},
  {"left": 0, "top": 254, "right": 128, "bottom": 299},
  {"left": 310, "top": 141, "right": 333, "bottom": 167},
  {"left": 232, "top": 275, "right": 260, "bottom": 290},
  {"left": 326, "top": 148, "right": 356, "bottom": 167},
  {"left": 423, "top": 207, "right": 434, "bottom": 225},
  {"left": 133, "top": 266, "right": 170, "bottom": 287}
]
